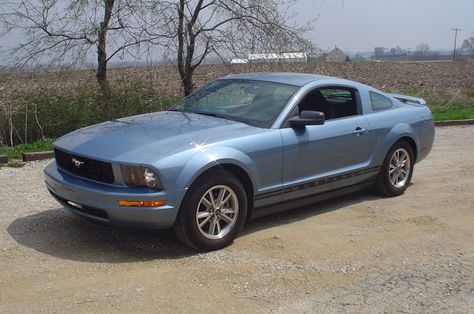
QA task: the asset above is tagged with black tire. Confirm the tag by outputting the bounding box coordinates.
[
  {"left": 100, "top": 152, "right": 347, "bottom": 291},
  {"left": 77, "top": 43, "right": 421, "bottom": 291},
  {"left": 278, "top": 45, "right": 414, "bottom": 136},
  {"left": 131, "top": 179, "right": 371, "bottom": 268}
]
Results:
[
  {"left": 173, "top": 169, "right": 248, "bottom": 251},
  {"left": 376, "top": 140, "right": 415, "bottom": 197}
]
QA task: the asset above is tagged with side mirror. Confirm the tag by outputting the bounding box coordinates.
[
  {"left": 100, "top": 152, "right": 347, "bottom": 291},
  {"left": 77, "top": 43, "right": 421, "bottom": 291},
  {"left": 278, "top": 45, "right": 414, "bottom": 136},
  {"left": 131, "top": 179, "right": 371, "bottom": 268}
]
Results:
[{"left": 289, "top": 110, "right": 325, "bottom": 127}]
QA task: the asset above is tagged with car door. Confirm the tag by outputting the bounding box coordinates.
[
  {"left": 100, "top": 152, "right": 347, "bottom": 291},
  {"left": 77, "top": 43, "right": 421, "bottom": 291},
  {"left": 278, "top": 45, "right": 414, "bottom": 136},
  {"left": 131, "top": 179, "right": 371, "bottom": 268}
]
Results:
[{"left": 280, "top": 86, "right": 374, "bottom": 202}]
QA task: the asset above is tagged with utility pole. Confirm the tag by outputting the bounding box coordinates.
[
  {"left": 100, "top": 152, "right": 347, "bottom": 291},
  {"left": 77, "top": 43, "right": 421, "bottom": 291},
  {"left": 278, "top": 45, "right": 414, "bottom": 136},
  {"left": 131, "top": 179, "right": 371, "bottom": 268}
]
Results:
[{"left": 452, "top": 28, "right": 462, "bottom": 62}]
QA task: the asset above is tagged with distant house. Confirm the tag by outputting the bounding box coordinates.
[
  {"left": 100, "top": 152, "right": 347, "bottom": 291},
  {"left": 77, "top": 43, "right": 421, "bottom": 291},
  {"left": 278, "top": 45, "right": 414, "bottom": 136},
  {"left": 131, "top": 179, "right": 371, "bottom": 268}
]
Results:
[{"left": 320, "top": 47, "right": 348, "bottom": 63}]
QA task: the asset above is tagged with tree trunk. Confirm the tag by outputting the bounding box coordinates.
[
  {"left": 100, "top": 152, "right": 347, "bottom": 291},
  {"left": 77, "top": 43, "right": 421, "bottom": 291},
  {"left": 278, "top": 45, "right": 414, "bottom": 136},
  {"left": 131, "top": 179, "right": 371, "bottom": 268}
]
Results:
[
  {"left": 177, "top": 0, "right": 188, "bottom": 95},
  {"left": 176, "top": 0, "right": 200, "bottom": 96},
  {"left": 96, "top": 43, "right": 110, "bottom": 93},
  {"left": 96, "top": 0, "right": 115, "bottom": 94},
  {"left": 183, "top": 37, "right": 196, "bottom": 96},
  {"left": 181, "top": 71, "right": 194, "bottom": 96}
]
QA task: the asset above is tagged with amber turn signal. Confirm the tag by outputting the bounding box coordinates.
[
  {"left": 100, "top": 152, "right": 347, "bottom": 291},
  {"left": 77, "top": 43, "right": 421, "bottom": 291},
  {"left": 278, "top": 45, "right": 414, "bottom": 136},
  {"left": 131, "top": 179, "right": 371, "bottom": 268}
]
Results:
[{"left": 119, "top": 200, "right": 166, "bottom": 207}]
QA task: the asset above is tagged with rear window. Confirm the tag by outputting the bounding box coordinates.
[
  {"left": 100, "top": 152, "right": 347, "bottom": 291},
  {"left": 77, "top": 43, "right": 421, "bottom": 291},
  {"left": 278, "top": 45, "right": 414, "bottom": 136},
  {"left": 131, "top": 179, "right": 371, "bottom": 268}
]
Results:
[{"left": 370, "top": 91, "right": 393, "bottom": 111}]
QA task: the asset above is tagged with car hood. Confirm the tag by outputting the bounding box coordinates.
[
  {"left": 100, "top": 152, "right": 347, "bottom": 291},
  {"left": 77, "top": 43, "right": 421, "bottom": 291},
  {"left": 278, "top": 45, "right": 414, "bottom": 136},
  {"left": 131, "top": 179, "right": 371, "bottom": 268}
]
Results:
[{"left": 54, "top": 111, "right": 261, "bottom": 164}]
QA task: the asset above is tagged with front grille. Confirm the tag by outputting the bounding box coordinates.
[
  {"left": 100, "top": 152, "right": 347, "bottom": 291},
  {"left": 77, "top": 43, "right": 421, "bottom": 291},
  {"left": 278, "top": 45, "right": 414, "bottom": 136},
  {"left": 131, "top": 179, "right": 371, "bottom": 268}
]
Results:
[{"left": 54, "top": 148, "right": 115, "bottom": 184}]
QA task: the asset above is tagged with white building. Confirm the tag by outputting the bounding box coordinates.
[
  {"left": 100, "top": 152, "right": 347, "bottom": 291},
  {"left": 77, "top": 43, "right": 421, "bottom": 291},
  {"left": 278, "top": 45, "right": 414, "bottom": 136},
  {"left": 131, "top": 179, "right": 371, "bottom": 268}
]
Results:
[
  {"left": 248, "top": 52, "right": 308, "bottom": 63},
  {"left": 230, "top": 58, "right": 249, "bottom": 64},
  {"left": 230, "top": 52, "right": 308, "bottom": 64}
]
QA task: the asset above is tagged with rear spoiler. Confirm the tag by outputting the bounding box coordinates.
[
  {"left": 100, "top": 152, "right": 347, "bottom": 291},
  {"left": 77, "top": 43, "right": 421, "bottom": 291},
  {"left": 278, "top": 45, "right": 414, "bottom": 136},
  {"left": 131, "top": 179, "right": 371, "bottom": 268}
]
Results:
[{"left": 388, "top": 93, "right": 426, "bottom": 106}]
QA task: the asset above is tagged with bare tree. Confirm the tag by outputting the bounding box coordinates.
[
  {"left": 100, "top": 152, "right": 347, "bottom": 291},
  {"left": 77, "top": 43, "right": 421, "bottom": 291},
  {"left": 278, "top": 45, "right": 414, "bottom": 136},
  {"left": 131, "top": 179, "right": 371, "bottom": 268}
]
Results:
[
  {"left": 415, "top": 43, "right": 431, "bottom": 56},
  {"left": 461, "top": 35, "right": 474, "bottom": 56},
  {"left": 1, "top": 0, "right": 312, "bottom": 96},
  {"left": 0, "top": 0, "right": 169, "bottom": 92},
  {"left": 159, "top": 0, "right": 312, "bottom": 96}
]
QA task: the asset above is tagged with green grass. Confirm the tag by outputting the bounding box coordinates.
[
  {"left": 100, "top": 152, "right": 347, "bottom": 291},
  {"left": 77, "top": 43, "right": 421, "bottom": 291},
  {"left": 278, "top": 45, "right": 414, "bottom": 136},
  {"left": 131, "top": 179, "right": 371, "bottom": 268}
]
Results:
[
  {"left": 0, "top": 138, "right": 53, "bottom": 160},
  {"left": 432, "top": 106, "right": 474, "bottom": 121},
  {"left": 383, "top": 87, "right": 474, "bottom": 121}
]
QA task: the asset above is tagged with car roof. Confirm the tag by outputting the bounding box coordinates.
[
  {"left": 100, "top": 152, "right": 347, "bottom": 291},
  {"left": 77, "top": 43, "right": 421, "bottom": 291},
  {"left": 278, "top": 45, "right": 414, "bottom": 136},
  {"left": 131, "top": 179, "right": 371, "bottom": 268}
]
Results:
[{"left": 221, "top": 72, "right": 330, "bottom": 87}]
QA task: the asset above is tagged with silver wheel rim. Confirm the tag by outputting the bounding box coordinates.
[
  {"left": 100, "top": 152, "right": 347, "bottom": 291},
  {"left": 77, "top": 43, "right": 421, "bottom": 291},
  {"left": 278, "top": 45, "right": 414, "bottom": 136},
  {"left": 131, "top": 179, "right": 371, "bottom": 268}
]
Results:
[
  {"left": 389, "top": 148, "right": 411, "bottom": 188},
  {"left": 195, "top": 185, "right": 239, "bottom": 240}
]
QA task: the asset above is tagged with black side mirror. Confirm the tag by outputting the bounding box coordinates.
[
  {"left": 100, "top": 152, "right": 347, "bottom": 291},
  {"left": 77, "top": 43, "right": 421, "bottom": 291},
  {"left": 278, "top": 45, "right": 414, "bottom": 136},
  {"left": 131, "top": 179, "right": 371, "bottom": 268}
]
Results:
[{"left": 289, "top": 110, "right": 325, "bottom": 127}]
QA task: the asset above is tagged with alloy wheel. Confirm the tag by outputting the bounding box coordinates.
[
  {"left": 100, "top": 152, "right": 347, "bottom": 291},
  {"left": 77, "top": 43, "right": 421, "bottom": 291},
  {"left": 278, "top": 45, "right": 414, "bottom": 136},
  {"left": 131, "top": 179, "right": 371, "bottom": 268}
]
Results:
[
  {"left": 389, "top": 148, "right": 411, "bottom": 188},
  {"left": 195, "top": 185, "right": 239, "bottom": 240}
]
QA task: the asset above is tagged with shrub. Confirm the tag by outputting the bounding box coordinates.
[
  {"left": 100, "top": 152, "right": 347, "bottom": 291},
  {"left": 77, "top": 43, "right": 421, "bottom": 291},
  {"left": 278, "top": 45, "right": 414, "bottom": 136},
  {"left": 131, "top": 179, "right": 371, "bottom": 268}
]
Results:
[{"left": 0, "top": 80, "right": 179, "bottom": 146}]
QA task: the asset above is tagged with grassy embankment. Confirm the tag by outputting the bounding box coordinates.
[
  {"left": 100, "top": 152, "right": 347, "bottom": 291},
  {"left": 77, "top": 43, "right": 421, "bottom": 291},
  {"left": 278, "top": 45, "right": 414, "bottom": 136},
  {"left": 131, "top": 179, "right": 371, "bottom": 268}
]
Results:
[
  {"left": 0, "top": 80, "right": 179, "bottom": 160},
  {"left": 385, "top": 87, "right": 474, "bottom": 121},
  {"left": 0, "top": 138, "right": 53, "bottom": 160},
  {"left": 1, "top": 70, "right": 473, "bottom": 160},
  {"left": 432, "top": 106, "right": 474, "bottom": 120}
]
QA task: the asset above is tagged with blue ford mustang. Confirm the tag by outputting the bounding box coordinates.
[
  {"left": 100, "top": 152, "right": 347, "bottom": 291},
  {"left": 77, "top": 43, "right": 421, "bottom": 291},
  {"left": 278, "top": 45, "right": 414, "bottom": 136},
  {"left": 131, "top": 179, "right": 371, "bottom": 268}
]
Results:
[{"left": 44, "top": 72, "right": 435, "bottom": 251}]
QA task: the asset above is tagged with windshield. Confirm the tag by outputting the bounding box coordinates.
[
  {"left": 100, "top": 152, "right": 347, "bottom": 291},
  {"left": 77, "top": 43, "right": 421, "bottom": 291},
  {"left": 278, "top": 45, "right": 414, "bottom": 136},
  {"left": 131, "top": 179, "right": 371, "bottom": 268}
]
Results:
[{"left": 171, "top": 79, "right": 298, "bottom": 128}]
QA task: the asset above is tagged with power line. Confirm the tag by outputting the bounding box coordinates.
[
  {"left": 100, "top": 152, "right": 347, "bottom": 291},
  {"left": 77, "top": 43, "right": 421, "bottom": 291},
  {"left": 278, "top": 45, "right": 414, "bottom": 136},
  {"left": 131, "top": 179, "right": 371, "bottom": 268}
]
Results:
[{"left": 452, "top": 28, "right": 462, "bottom": 62}]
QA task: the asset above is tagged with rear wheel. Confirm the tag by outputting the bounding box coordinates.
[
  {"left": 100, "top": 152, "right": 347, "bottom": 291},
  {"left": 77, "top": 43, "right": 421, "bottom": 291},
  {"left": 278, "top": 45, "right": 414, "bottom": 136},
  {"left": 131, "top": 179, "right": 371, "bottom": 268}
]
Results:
[
  {"left": 173, "top": 170, "right": 247, "bottom": 251},
  {"left": 376, "top": 141, "right": 414, "bottom": 197}
]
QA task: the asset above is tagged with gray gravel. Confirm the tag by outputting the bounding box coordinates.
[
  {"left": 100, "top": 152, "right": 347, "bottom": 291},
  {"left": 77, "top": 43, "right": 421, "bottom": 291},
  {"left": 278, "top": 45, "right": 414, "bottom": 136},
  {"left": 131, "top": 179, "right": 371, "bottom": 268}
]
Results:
[{"left": 1, "top": 126, "right": 474, "bottom": 313}]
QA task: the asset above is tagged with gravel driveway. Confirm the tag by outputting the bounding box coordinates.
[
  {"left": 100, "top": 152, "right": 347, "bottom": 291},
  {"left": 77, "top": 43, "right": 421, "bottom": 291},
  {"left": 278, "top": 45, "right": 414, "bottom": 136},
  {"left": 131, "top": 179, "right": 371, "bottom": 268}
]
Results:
[{"left": 1, "top": 126, "right": 473, "bottom": 313}]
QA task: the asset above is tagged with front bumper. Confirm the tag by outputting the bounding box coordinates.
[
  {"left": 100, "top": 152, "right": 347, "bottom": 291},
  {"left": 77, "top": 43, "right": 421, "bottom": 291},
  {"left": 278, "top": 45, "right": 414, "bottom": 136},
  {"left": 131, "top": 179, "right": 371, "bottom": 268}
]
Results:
[{"left": 44, "top": 162, "right": 186, "bottom": 229}]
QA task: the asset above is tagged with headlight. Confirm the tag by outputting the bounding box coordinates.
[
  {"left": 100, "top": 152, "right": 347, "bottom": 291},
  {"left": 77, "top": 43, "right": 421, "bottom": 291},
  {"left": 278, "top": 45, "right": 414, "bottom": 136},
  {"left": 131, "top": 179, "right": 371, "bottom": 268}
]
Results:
[{"left": 120, "top": 165, "right": 163, "bottom": 189}]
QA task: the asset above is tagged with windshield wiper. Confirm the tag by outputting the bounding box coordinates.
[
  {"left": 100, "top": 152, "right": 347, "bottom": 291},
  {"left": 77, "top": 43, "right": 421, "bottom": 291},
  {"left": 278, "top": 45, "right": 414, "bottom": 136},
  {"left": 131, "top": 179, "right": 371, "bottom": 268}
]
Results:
[
  {"left": 194, "top": 112, "right": 218, "bottom": 117},
  {"left": 189, "top": 111, "right": 224, "bottom": 118},
  {"left": 170, "top": 109, "right": 227, "bottom": 120}
]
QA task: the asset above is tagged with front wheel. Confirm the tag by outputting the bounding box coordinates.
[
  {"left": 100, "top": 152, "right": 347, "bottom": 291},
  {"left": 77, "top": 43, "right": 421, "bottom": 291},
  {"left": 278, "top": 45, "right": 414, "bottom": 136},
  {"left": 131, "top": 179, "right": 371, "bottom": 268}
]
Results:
[
  {"left": 376, "top": 141, "right": 415, "bottom": 197},
  {"left": 173, "top": 170, "right": 247, "bottom": 251}
]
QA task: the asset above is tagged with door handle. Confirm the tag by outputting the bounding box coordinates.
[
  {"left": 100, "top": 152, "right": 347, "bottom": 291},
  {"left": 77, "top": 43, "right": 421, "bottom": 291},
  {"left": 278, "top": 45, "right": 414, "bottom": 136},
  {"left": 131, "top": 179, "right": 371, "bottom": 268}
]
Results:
[{"left": 353, "top": 127, "right": 368, "bottom": 136}]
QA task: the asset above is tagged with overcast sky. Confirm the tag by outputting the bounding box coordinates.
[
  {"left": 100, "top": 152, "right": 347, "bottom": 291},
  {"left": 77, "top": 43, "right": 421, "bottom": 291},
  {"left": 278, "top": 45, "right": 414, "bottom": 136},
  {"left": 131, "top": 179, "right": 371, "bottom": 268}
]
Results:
[
  {"left": 0, "top": 0, "right": 473, "bottom": 59},
  {"left": 294, "top": 0, "right": 474, "bottom": 52}
]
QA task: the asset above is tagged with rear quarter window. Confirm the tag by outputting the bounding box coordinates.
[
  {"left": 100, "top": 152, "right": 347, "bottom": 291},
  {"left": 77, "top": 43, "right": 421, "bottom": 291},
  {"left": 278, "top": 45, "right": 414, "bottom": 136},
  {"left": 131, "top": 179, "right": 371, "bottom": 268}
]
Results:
[{"left": 370, "top": 91, "right": 393, "bottom": 111}]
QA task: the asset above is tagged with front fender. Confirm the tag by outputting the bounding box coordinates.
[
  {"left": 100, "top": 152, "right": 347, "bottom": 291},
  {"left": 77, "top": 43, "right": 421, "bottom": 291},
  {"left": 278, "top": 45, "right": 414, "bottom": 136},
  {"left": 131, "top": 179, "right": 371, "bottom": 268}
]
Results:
[{"left": 175, "top": 146, "right": 259, "bottom": 193}]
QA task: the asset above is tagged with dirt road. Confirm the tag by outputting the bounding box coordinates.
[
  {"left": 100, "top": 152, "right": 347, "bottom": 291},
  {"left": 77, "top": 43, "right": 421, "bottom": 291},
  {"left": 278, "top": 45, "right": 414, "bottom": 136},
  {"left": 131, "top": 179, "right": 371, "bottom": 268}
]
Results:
[{"left": 1, "top": 126, "right": 473, "bottom": 313}]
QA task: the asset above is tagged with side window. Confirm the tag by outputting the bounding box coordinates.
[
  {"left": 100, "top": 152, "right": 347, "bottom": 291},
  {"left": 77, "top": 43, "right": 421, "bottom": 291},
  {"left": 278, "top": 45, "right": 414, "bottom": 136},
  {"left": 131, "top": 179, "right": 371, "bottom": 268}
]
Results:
[
  {"left": 298, "top": 87, "right": 358, "bottom": 120},
  {"left": 370, "top": 91, "right": 393, "bottom": 111}
]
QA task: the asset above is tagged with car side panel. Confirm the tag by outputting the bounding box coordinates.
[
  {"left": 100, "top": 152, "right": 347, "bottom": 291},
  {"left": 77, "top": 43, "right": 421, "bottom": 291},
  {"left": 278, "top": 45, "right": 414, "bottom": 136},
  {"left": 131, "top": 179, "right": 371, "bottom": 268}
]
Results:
[{"left": 279, "top": 116, "right": 376, "bottom": 202}]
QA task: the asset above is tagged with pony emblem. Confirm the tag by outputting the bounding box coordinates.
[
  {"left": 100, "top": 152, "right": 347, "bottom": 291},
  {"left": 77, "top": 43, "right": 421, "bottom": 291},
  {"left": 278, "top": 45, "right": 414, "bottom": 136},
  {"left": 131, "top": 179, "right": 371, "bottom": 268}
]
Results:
[{"left": 71, "top": 158, "right": 85, "bottom": 168}]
